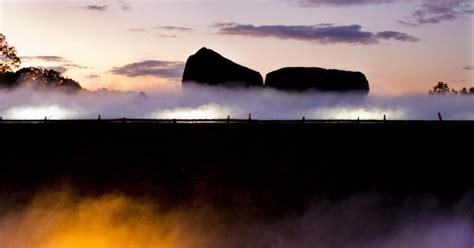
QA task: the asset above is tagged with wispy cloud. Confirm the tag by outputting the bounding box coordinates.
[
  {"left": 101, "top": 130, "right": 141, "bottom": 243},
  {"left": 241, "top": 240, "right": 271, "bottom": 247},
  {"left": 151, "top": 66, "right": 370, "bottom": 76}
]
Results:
[
  {"left": 129, "top": 26, "right": 194, "bottom": 33},
  {"left": 81, "top": 5, "right": 109, "bottom": 12},
  {"left": 115, "top": 0, "right": 131, "bottom": 10},
  {"left": 152, "top": 26, "right": 194, "bottom": 32},
  {"left": 216, "top": 23, "right": 418, "bottom": 45},
  {"left": 21, "top": 56, "right": 69, "bottom": 63},
  {"left": 129, "top": 28, "right": 149, "bottom": 32},
  {"left": 293, "top": 0, "right": 472, "bottom": 26},
  {"left": 86, "top": 74, "right": 100, "bottom": 79},
  {"left": 61, "top": 63, "right": 89, "bottom": 70},
  {"left": 464, "top": 65, "right": 474, "bottom": 70},
  {"left": 128, "top": 26, "right": 194, "bottom": 38},
  {"left": 110, "top": 60, "right": 185, "bottom": 79},
  {"left": 157, "top": 35, "right": 178, "bottom": 38},
  {"left": 400, "top": 0, "right": 473, "bottom": 26},
  {"left": 34, "top": 66, "right": 68, "bottom": 73},
  {"left": 294, "top": 0, "right": 402, "bottom": 7}
]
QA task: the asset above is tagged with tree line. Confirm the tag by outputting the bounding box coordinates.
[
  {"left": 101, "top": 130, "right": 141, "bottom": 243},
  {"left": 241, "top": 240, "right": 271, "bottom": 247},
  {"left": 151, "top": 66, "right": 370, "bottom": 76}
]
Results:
[
  {"left": 429, "top": 82, "right": 474, "bottom": 95},
  {"left": 0, "top": 33, "right": 81, "bottom": 92}
]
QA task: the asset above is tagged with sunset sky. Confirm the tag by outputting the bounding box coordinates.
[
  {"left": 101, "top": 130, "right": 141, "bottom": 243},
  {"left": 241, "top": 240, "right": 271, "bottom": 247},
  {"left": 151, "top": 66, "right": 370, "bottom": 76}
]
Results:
[{"left": 1, "top": 0, "right": 472, "bottom": 94}]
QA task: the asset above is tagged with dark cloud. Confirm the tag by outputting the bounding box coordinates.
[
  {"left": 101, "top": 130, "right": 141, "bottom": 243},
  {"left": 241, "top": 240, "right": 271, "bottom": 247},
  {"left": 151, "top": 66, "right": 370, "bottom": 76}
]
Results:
[
  {"left": 21, "top": 56, "right": 69, "bottom": 63},
  {"left": 110, "top": 60, "right": 185, "bottom": 79},
  {"left": 465, "top": 66, "right": 474, "bottom": 70},
  {"left": 295, "top": 0, "right": 401, "bottom": 7},
  {"left": 216, "top": 23, "right": 418, "bottom": 45},
  {"left": 82, "top": 5, "right": 108, "bottom": 11},
  {"left": 399, "top": 0, "right": 473, "bottom": 26}
]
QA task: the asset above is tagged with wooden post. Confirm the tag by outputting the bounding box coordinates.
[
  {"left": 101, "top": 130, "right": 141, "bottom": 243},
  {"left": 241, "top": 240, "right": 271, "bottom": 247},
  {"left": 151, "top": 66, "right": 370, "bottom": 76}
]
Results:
[
  {"left": 98, "top": 115, "right": 101, "bottom": 120},
  {"left": 357, "top": 117, "right": 360, "bottom": 124},
  {"left": 302, "top": 116, "right": 306, "bottom": 123},
  {"left": 438, "top": 112, "right": 443, "bottom": 121},
  {"left": 383, "top": 115, "right": 387, "bottom": 123},
  {"left": 227, "top": 115, "right": 230, "bottom": 124},
  {"left": 44, "top": 116, "right": 47, "bottom": 123},
  {"left": 248, "top": 113, "right": 252, "bottom": 122}
]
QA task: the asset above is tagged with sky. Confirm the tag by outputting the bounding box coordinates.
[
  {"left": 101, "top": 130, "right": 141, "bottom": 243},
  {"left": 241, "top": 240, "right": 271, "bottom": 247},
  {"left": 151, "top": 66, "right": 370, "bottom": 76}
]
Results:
[{"left": 0, "top": 0, "right": 473, "bottom": 94}]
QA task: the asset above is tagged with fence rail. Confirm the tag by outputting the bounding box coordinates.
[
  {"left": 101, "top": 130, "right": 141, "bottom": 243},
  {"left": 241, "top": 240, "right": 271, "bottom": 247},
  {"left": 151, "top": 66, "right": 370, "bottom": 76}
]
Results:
[{"left": 0, "top": 118, "right": 472, "bottom": 124}]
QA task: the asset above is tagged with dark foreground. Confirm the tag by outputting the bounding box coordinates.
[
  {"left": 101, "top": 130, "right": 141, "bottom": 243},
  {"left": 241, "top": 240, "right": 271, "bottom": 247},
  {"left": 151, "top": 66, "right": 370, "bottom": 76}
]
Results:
[{"left": 0, "top": 120, "right": 473, "bottom": 217}]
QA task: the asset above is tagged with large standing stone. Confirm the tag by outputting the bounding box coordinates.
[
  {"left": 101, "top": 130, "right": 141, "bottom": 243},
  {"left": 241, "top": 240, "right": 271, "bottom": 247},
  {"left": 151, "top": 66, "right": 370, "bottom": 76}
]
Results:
[{"left": 182, "top": 48, "right": 263, "bottom": 87}]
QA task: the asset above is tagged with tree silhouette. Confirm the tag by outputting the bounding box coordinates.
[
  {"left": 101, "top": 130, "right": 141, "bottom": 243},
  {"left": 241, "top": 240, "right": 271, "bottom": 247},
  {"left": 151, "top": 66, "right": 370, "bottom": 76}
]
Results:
[
  {"left": 0, "top": 33, "right": 21, "bottom": 73},
  {"left": 429, "top": 82, "right": 474, "bottom": 95},
  {"left": 429, "top": 82, "right": 452, "bottom": 95},
  {"left": 0, "top": 33, "right": 81, "bottom": 92},
  {"left": 1, "top": 67, "right": 81, "bottom": 92}
]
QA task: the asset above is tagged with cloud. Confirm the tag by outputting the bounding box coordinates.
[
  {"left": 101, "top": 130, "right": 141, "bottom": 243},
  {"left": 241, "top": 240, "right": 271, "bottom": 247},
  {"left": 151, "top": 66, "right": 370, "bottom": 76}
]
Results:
[
  {"left": 35, "top": 66, "right": 68, "bottom": 74},
  {"left": 464, "top": 65, "right": 473, "bottom": 70},
  {"left": 110, "top": 60, "right": 185, "bottom": 79},
  {"left": 157, "top": 35, "right": 178, "bottom": 38},
  {"left": 86, "top": 74, "right": 100, "bottom": 79},
  {"left": 400, "top": 0, "right": 473, "bottom": 26},
  {"left": 21, "top": 56, "right": 69, "bottom": 63},
  {"left": 374, "top": 31, "right": 419, "bottom": 42},
  {"left": 216, "top": 23, "right": 418, "bottom": 44},
  {"left": 152, "top": 26, "right": 194, "bottom": 32},
  {"left": 115, "top": 0, "right": 131, "bottom": 10},
  {"left": 129, "top": 26, "right": 194, "bottom": 34},
  {"left": 82, "top": 5, "right": 108, "bottom": 11},
  {"left": 294, "top": 0, "right": 401, "bottom": 7},
  {"left": 129, "top": 28, "right": 148, "bottom": 32},
  {"left": 60, "top": 63, "right": 89, "bottom": 69}
]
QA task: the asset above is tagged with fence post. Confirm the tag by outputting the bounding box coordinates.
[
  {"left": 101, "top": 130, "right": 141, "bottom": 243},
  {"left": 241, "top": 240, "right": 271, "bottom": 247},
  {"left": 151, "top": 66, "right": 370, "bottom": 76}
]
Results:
[
  {"left": 98, "top": 115, "right": 101, "bottom": 120},
  {"left": 44, "top": 116, "right": 47, "bottom": 123},
  {"left": 248, "top": 113, "right": 252, "bottom": 122},
  {"left": 438, "top": 112, "right": 443, "bottom": 121},
  {"left": 302, "top": 116, "right": 305, "bottom": 123},
  {"left": 383, "top": 115, "right": 387, "bottom": 123},
  {"left": 357, "top": 117, "right": 360, "bottom": 124},
  {"left": 227, "top": 115, "right": 230, "bottom": 124}
]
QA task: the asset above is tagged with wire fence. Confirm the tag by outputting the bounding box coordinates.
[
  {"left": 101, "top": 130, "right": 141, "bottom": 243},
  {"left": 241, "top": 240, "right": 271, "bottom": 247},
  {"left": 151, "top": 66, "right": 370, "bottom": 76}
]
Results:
[{"left": 0, "top": 117, "right": 471, "bottom": 125}]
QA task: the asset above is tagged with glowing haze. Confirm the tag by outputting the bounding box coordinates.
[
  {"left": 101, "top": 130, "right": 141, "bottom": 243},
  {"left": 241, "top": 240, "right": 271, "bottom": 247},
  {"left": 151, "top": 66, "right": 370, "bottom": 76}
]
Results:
[
  {"left": 0, "top": 0, "right": 472, "bottom": 94},
  {"left": 1, "top": 84, "right": 474, "bottom": 120}
]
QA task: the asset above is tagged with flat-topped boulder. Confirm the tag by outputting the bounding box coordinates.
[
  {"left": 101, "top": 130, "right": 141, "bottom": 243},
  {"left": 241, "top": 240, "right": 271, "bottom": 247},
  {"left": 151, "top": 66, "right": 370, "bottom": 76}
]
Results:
[
  {"left": 265, "top": 67, "right": 369, "bottom": 94},
  {"left": 182, "top": 48, "right": 263, "bottom": 87}
]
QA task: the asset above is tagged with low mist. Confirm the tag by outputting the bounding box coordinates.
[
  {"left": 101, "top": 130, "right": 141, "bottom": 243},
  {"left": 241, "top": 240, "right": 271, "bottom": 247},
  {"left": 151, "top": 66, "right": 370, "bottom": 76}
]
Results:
[
  {"left": 0, "top": 189, "right": 472, "bottom": 248},
  {"left": 0, "top": 83, "right": 474, "bottom": 120}
]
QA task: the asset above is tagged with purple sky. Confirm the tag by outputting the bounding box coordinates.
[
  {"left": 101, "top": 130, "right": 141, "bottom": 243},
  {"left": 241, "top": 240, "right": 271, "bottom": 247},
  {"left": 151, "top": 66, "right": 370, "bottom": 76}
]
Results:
[{"left": 0, "top": 0, "right": 472, "bottom": 94}]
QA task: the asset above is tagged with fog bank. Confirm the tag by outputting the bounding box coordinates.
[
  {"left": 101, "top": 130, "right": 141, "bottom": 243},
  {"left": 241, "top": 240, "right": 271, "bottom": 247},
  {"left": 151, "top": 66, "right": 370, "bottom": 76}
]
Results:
[{"left": 1, "top": 84, "right": 473, "bottom": 120}]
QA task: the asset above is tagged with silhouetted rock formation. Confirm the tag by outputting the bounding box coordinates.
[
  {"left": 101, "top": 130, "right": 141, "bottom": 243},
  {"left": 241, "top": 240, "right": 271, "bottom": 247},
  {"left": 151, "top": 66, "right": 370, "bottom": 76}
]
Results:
[
  {"left": 0, "top": 67, "right": 82, "bottom": 92},
  {"left": 265, "top": 67, "right": 369, "bottom": 94},
  {"left": 182, "top": 47, "right": 263, "bottom": 87}
]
